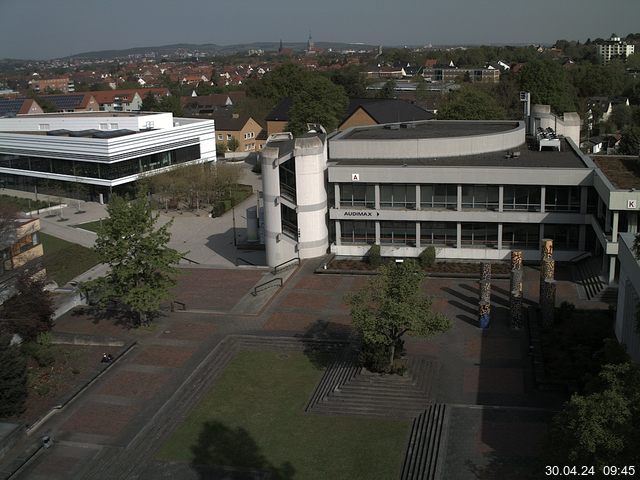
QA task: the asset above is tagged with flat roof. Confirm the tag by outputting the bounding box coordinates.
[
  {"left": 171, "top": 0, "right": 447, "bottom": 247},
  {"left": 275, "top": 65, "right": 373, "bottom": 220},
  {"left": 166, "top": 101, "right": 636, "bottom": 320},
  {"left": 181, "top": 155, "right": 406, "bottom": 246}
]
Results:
[
  {"left": 340, "top": 121, "right": 520, "bottom": 140},
  {"left": 331, "top": 138, "right": 587, "bottom": 169},
  {"left": 593, "top": 156, "right": 640, "bottom": 189},
  {"left": 11, "top": 111, "right": 163, "bottom": 118}
]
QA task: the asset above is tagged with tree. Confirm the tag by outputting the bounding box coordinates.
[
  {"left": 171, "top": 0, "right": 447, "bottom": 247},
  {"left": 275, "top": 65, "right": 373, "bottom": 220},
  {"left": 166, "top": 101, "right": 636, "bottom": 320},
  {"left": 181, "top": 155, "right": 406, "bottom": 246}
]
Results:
[
  {"left": 87, "top": 190, "right": 181, "bottom": 326},
  {"left": 140, "top": 91, "right": 159, "bottom": 111},
  {"left": 376, "top": 79, "right": 397, "bottom": 99},
  {"left": 618, "top": 126, "right": 640, "bottom": 155},
  {"left": 328, "top": 65, "right": 368, "bottom": 97},
  {"left": 517, "top": 59, "right": 577, "bottom": 113},
  {"left": 0, "top": 275, "right": 54, "bottom": 341},
  {"left": 0, "top": 336, "right": 27, "bottom": 417},
  {"left": 226, "top": 137, "right": 240, "bottom": 152},
  {"left": 438, "top": 86, "right": 506, "bottom": 120},
  {"left": 347, "top": 260, "right": 451, "bottom": 371},
  {"left": 287, "top": 74, "right": 348, "bottom": 134},
  {"left": 157, "top": 95, "right": 183, "bottom": 117},
  {"left": 546, "top": 362, "right": 640, "bottom": 468}
]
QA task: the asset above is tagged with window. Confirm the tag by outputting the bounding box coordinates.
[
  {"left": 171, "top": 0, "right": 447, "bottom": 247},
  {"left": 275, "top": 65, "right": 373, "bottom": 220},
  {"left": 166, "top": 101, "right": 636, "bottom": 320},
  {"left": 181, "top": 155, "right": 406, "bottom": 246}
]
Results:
[
  {"left": 503, "top": 186, "right": 541, "bottom": 211},
  {"left": 217, "top": 134, "right": 223, "bottom": 140},
  {"left": 281, "top": 204, "right": 298, "bottom": 240},
  {"left": 99, "top": 123, "right": 108, "bottom": 130},
  {"left": 227, "top": 134, "right": 232, "bottom": 141},
  {"left": 461, "top": 223, "right": 499, "bottom": 248},
  {"left": 380, "top": 221, "right": 416, "bottom": 245},
  {"left": 340, "top": 183, "right": 375, "bottom": 208},
  {"left": 421, "top": 222, "right": 456, "bottom": 247},
  {"left": 461, "top": 185, "right": 499, "bottom": 210},
  {"left": 502, "top": 223, "right": 538, "bottom": 249},
  {"left": 380, "top": 184, "right": 416, "bottom": 209},
  {"left": 544, "top": 224, "right": 579, "bottom": 250},
  {"left": 279, "top": 159, "right": 296, "bottom": 201},
  {"left": 341, "top": 221, "right": 376, "bottom": 244},
  {"left": 545, "top": 186, "right": 580, "bottom": 212},
  {"left": 421, "top": 184, "right": 457, "bottom": 209},
  {"left": 38, "top": 124, "right": 50, "bottom": 131},
  {"left": 110, "top": 123, "right": 119, "bottom": 130}
]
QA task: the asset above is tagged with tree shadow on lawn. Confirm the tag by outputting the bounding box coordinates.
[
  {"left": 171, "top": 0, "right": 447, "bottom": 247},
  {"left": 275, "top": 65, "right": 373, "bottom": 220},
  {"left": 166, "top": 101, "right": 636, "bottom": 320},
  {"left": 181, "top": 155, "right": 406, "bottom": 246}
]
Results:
[
  {"left": 296, "top": 319, "right": 358, "bottom": 370},
  {"left": 190, "top": 421, "right": 295, "bottom": 480}
]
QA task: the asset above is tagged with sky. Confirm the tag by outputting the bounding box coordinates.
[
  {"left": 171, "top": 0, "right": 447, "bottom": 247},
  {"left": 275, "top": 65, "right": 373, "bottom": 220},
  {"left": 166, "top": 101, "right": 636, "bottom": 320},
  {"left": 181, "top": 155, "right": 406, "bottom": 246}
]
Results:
[{"left": 0, "top": 0, "right": 639, "bottom": 60}]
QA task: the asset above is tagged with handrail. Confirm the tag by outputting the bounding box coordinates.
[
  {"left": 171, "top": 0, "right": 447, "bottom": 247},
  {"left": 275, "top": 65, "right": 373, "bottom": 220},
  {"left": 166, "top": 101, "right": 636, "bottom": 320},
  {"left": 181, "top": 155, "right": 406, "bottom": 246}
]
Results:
[
  {"left": 236, "top": 257, "right": 256, "bottom": 266},
  {"left": 180, "top": 256, "right": 200, "bottom": 265},
  {"left": 170, "top": 300, "right": 186, "bottom": 312},
  {"left": 569, "top": 252, "right": 592, "bottom": 263},
  {"left": 252, "top": 277, "right": 283, "bottom": 296},
  {"left": 272, "top": 257, "right": 300, "bottom": 274}
]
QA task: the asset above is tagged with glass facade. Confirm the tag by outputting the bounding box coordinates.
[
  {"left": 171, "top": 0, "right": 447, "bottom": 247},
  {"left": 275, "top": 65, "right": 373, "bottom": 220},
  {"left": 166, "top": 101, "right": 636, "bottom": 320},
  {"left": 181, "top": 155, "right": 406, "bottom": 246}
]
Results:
[
  {"left": 281, "top": 204, "right": 298, "bottom": 240},
  {"left": 380, "top": 221, "right": 416, "bottom": 245},
  {"left": 421, "top": 184, "right": 457, "bottom": 209},
  {"left": 421, "top": 222, "right": 457, "bottom": 247},
  {"left": 502, "top": 223, "right": 539, "bottom": 249},
  {"left": 545, "top": 186, "right": 580, "bottom": 212},
  {"left": 380, "top": 184, "right": 416, "bottom": 209},
  {"left": 279, "top": 159, "right": 296, "bottom": 202},
  {"left": 503, "top": 186, "right": 541, "bottom": 211},
  {"left": 461, "top": 223, "right": 499, "bottom": 248},
  {"left": 0, "top": 144, "right": 201, "bottom": 182},
  {"left": 461, "top": 185, "right": 499, "bottom": 210},
  {"left": 340, "top": 221, "right": 375, "bottom": 244},
  {"left": 544, "top": 224, "right": 579, "bottom": 250},
  {"left": 340, "top": 183, "right": 375, "bottom": 208}
]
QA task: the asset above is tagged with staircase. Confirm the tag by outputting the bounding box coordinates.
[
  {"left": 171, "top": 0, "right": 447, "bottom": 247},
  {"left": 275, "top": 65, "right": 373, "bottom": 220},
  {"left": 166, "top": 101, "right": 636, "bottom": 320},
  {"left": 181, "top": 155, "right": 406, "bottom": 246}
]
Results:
[
  {"left": 306, "top": 357, "right": 438, "bottom": 419},
  {"left": 572, "top": 257, "right": 606, "bottom": 300},
  {"left": 400, "top": 405, "right": 448, "bottom": 480}
]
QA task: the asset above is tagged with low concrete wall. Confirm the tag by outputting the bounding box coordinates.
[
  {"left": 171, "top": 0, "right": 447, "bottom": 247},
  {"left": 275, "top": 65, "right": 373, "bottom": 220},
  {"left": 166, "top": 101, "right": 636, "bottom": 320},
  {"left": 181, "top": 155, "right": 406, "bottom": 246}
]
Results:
[
  {"left": 0, "top": 422, "right": 23, "bottom": 461},
  {"left": 50, "top": 331, "right": 125, "bottom": 347}
]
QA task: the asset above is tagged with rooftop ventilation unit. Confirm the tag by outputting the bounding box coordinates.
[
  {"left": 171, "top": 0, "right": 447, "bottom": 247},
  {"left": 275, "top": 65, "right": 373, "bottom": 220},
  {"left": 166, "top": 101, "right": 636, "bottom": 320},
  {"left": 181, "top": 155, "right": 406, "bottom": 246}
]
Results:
[{"left": 400, "top": 123, "right": 416, "bottom": 129}]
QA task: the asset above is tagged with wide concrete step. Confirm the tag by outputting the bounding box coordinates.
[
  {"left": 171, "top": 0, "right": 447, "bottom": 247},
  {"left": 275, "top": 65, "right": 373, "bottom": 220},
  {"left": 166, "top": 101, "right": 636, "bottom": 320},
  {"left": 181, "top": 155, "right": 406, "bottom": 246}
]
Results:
[
  {"left": 335, "top": 385, "right": 428, "bottom": 399},
  {"left": 401, "top": 404, "right": 448, "bottom": 480}
]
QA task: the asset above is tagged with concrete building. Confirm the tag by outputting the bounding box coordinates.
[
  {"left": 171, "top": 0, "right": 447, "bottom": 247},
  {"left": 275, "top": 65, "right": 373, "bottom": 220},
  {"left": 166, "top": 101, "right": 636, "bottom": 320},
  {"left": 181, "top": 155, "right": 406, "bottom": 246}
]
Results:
[
  {"left": 596, "top": 34, "right": 635, "bottom": 65},
  {"left": 258, "top": 110, "right": 640, "bottom": 285},
  {"left": 0, "top": 112, "right": 216, "bottom": 202},
  {"left": 212, "top": 112, "right": 262, "bottom": 153},
  {"left": 614, "top": 233, "right": 640, "bottom": 363},
  {"left": 29, "top": 77, "right": 74, "bottom": 94}
]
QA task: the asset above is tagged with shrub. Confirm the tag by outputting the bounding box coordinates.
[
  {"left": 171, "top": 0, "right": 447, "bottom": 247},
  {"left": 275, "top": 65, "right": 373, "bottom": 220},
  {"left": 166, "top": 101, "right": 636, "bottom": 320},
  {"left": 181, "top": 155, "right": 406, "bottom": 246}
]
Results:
[
  {"left": 0, "top": 336, "right": 28, "bottom": 417},
  {"left": 366, "top": 244, "right": 382, "bottom": 268},
  {"left": 23, "top": 341, "right": 55, "bottom": 367},
  {"left": 558, "top": 301, "right": 576, "bottom": 322},
  {"left": 418, "top": 246, "right": 436, "bottom": 268}
]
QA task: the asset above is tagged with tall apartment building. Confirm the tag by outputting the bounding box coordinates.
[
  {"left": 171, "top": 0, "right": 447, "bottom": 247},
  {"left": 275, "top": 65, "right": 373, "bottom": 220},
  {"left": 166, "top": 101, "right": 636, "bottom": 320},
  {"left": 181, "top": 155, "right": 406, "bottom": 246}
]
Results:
[
  {"left": 28, "top": 77, "right": 75, "bottom": 93},
  {"left": 596, "top": 34, "right": 635, "bottom": 65}
]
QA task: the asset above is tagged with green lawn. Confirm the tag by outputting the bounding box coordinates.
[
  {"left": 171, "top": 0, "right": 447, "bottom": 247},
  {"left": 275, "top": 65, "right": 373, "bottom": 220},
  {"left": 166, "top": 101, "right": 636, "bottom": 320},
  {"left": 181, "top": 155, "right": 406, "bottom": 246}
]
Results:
[
  {"left": 74, "top": 220, "right": 104, "bottom": 233},
  {"left": 39, "top": 232, "right": 100, "bottom": 285},
  {"left": 0, "top": 194, "right": 53, "bottom": 212},
  {"left": 157, "top": 351, "right": 410, "bottom": 480}
]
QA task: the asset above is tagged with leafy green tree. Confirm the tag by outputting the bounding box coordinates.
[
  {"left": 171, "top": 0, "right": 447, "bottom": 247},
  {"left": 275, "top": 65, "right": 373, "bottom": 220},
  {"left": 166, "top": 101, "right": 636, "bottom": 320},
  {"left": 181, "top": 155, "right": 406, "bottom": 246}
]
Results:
[
  {"left": 546, "top": 362, "right": 640, "bottom": 468},
  {"left": 226, "top": 137, "right": 240, "bottom": 152},
  {"left": 347, "top": 260, "right": 451, "bottom": 371},
  {"left": 376, "top": 79, "right": 397, "bottom": 99},
  {"left": 328, "top": 65, "right": 368, "bottom": 97},
  {"left": 287, "top": 75, "right": 348, "bottom": 135},
  {"left": 610, "top": 105, "right": 634, "bottom": 130},
  {"left": 619, "top": 126, "right": 640, "bottom": 155},
  {"left": 0, "top": 275, "right": 54, "bottom": 341},
  {"left": 157, "top": 95, "right": 183, "bottom": 117},
  {"left": 140, "top": 91, "right": 159, "bottom": 111},
  {"left": 0, "top": 336, "right": 27, "bottom": 417},
  {"left": 438, "top": 86, "right": 506, "bottom": 120},
  {"left": 87, "top": 190, "right": 181, "bottom": 326},
  {"left": 517, "top": 59, "right": 577, "bottom": 113}
]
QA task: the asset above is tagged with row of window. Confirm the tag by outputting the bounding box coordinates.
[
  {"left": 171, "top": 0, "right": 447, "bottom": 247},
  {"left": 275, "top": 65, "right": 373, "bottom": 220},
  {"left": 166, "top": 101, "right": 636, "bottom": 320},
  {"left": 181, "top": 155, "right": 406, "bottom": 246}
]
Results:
[
  {"left": 0, "top": 145, "right": 201, "bottom": 181},
  {"left": 339, "top": 221, "right": 579, "bottom": 250},
  {"left": 338, "top": 184, "right": 584, "bottom": 212}
]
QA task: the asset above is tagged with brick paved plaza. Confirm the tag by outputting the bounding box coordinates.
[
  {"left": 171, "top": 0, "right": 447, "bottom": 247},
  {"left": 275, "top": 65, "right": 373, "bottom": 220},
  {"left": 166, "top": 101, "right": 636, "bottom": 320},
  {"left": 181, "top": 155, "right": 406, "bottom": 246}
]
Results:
[{"left": 8, "top": 262, "right": 604, "bottom": 480}]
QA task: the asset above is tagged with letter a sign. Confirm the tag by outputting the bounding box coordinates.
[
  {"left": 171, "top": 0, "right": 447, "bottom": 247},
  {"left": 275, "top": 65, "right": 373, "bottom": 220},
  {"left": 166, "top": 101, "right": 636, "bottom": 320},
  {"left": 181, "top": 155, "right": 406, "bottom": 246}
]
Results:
[{"left": 351, "top": 173, "right": 360, "bottom": 181}]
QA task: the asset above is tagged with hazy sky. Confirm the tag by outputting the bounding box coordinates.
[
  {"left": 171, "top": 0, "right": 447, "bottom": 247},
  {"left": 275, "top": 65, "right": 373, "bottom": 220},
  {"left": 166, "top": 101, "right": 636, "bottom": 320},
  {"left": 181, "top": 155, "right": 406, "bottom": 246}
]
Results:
[{"left": 1, "top": 0, "right": 638, "bottom": 59}]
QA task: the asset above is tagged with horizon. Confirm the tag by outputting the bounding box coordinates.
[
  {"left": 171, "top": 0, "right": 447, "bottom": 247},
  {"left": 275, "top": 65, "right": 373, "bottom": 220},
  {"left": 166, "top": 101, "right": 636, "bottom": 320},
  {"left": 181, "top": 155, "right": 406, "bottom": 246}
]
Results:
[{"left": 0, "top": 0, "right": 638, "bottom": 60}]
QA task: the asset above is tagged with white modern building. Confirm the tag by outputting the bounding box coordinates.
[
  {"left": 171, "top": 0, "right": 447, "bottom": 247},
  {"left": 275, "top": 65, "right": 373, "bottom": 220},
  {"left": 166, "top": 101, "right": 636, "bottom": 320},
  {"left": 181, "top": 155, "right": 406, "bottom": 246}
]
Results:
[
  {"left": 259, "top": 109, "right": 640, "bottom": 286},
  {"left": 0, "top": 111, "right": 216, "bottom": 201},
  {"left": 596, "top": 34, "right": 635, "bottom": 65}
]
